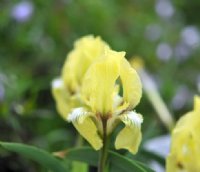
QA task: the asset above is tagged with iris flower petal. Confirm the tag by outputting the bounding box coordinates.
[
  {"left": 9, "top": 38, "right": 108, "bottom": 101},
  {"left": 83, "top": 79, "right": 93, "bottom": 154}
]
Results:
[
  {"left": 68, "top": 108, "right": 103, "bottom": 150},
  {"left": 115, "top": 111, "right": 143, "bottom": 154},
  {"left": 82, "top": 48, "right": 125, "bottom": 116},
  {"left": 194, "top": 95, "right": 200, "bottom": 112},
  {"left": 120, "top": 58, "right": 142, "bottom": 109},
  {"left": 167, "top": 129, "right": 200, "bottom": 171},
  {"left": 166, "top": 96, "right": 200, "bottom": 172},
  {"left": 52, "top": 78, "right": 80, "bottom": 119},
  {"left": 62, "top": 35, "right": 108, "bottom": 93}
]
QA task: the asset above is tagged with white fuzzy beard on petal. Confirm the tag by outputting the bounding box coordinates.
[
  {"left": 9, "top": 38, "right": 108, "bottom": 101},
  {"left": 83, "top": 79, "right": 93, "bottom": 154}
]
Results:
[
  {"left": 123, "top": 111, "right": 143, "bottom": 127},
  {"left": 67, "top": 107, "right": 88, "bottom": 123}
]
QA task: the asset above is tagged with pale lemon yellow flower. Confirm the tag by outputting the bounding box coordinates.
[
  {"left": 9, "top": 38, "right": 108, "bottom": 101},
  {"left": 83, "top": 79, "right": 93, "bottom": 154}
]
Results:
[
  {"left": 68, "top": 47, "right": 143, "bottom": 154},
  {"left": 166, "top": 96, "right": 200, "bottom": 172},
  {"left": 52, "top": 35, "right": 108, "bottom": 119},
  {"left": 52, "top": 35, "right": 143, "bottom": 154}
]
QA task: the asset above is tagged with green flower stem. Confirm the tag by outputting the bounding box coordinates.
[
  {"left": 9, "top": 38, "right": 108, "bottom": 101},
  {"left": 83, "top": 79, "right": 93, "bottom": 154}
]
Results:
[
  {"left": 75, "top": 134, "right": 84, "bottom": 147},
  {"left": 98, "top": 118, "right": 110, "bottom": 172}
]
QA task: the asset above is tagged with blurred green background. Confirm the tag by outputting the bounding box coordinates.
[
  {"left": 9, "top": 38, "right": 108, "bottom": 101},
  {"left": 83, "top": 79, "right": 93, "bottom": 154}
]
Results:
[{"left": 0, "top": 0, "right": 200, "bottom": 171}]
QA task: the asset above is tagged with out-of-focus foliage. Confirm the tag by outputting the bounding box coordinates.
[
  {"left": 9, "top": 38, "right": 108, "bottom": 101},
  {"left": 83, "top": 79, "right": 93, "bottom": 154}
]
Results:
[{"left": 0, "top": 0, "right": 199, "bottom": 171}]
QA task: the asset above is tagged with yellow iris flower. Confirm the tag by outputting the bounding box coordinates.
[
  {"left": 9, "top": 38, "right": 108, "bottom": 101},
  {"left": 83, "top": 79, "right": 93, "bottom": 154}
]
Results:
[
  {"left": 166, "top": 96, "right": 200, "bottom": 172},
  {"left": 52, "top": 35, "right": 108, "bottom": 119},
  {"left": 52, "top": 35, "right": 143, "bottom": 154}
]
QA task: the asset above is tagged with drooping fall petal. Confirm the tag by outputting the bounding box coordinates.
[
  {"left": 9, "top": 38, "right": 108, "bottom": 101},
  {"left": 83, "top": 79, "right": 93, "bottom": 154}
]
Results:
[
  {"left": 68, "top": 108, "right": 103, "bottom": 150},
  {"left": 115, "top": 111, "right": 143, "bottom": 154}
]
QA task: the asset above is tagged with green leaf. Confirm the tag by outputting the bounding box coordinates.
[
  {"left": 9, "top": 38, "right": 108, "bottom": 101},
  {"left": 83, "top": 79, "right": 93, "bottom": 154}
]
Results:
[
  {"left": 66, "top": 147, "right": 98, "bottom": 166},
  {"left": 109, "top": 151, "right": 155, "bottom": 172},
  {"left": 72, "top": 161, "right": 88, "bottom": 172},
  {"left": 65, "top": 147, "right": 154, "bottom": 172},
  {"left": 0, "top": 141, "right": 67, "bottom": 172}
]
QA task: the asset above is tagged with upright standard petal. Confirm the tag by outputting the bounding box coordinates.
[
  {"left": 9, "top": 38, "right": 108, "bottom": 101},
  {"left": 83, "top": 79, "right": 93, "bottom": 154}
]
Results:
[
  {"left": 115, "top": 111, "right": 143, "bottom": 154},
  {"left": 174, "top": 97, "right": 200, "bottom": 137},
  {"left": 62, "top": 35, "right": 108, "bottom": 93},
  {"left": 81, "top": 48, "right": 125, "bottom": 116},
  {"left": 120, "top": 58, "right": 142, "bottom": 109},
  {"left": 68, "top": 108, "right": 103, "bottom": 150},
  {"left": 52, "top": 78, "right": 81, "bottom": 119}
]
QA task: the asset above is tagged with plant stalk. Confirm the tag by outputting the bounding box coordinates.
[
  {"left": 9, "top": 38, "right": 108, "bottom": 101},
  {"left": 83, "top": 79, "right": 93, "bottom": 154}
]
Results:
[{"left": 98, "top": 118, "right": 109, "bottom": 172}]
